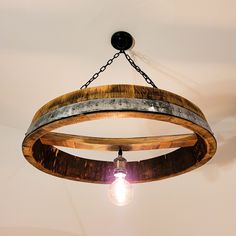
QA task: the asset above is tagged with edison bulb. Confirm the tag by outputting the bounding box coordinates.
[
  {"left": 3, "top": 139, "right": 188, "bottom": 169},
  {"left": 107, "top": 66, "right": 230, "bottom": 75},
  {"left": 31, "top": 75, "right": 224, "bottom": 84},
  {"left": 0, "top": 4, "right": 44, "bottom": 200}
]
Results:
[{"left": 108, "top": 172, "right": 133, "bottom": 206}]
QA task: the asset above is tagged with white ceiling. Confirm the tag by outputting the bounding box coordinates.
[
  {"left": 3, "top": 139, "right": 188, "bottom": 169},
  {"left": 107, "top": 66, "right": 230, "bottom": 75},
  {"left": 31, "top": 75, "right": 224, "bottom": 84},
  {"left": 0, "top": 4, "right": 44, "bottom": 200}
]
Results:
[{"left": 0, "top": 0, "right": 236, "bottom": 235}]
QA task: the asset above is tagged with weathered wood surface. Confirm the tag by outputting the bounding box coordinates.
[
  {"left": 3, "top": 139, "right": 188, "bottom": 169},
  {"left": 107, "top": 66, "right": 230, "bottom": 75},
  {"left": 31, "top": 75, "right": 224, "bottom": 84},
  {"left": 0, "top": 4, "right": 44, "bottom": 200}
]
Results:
[
  {"left": 40, "top": 132, "right": 197, "bottom": 151},
  {"left": 22, "top": 84, "right": 217, "bottom": 184},
  {"left": 32, "top": 84, "right": 206, "bottom": 122}
]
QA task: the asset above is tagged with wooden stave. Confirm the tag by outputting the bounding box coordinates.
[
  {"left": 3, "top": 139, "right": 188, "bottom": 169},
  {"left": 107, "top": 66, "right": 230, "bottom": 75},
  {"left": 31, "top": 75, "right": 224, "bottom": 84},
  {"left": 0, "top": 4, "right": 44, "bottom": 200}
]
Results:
[
  {"left": 31, "top": 84, "right": 206, "bottom": 122},
  {"left": 40, "top": 132, "right": 198, "bottom": 151}
]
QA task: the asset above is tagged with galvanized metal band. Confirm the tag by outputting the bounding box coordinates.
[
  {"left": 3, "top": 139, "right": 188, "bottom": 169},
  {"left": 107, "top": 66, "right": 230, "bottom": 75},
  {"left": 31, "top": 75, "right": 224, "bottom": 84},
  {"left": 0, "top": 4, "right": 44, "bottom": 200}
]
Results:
[{"left": 27, "top": 98, "right": 211, "bottom": 135}]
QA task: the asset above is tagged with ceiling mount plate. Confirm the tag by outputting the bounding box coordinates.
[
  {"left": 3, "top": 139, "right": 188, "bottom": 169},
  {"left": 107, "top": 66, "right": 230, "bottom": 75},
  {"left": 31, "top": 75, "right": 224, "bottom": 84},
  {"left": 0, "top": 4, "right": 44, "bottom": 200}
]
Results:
[{"left": 111, "top": 31, "right": 133, "bottom": 51}]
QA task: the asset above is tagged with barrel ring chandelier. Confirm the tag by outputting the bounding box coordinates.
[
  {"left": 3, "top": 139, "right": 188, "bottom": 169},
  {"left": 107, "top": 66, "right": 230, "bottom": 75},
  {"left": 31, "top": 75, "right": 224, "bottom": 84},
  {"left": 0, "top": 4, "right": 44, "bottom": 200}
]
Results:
[{"left": 22, "top": 31, "right": 217, "bottom": 205}]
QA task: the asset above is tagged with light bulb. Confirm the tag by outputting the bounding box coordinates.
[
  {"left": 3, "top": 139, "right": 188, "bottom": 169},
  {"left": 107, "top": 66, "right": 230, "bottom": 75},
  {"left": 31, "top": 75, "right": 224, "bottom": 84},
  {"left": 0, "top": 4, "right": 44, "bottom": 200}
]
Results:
[{"left": 108, "top": 172, "right": 133, "bottom": 206}]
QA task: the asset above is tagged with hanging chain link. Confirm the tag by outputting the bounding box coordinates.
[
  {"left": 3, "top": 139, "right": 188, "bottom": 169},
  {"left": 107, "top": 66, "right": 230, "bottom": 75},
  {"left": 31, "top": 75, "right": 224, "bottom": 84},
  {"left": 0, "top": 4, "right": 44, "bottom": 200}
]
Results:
[
  {"left": 80, "top": 51, "right": 122, "bottom": 89},
  {"left": 80, "top": 50, "right": 157, "bottom": 89},
  {"left": 122, "top": 51, "right": 157, "bottom": 88}
]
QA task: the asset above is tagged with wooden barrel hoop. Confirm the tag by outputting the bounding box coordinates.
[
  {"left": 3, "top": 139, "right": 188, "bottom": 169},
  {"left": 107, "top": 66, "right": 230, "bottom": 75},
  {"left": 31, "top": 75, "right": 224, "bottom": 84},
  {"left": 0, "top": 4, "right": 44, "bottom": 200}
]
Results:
[{"left": 22, "top": 84, "right": 217, "bottom": 184}]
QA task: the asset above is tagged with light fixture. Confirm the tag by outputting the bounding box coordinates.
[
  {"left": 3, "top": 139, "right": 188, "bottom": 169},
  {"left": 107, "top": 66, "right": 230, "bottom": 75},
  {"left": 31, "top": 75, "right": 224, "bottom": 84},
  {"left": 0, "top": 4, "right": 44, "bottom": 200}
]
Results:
[
  {"left": 22, "top": 31, "right": 217, "bottom": 206},
  {"left": 108, "top": 148, "right": 133, "bottom": 206}
]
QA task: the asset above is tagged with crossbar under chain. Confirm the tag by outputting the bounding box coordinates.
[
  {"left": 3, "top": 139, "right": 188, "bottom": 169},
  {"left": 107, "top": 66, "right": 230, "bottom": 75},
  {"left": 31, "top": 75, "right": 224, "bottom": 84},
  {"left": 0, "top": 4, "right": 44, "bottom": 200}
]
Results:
[{"left": 80, "top": 51, "right": 157, "bottom": 89}]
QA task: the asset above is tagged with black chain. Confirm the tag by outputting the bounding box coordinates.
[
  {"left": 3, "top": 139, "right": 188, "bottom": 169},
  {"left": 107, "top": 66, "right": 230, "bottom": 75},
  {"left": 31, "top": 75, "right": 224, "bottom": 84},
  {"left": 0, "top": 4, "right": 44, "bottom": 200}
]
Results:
[
  {"left": 80, "top": 51, "right": 121, "bottom": 89},
  {"left": 80, "top": 50, "right": 157, "bottom": 89},
  {"left": 122, "top": 51, "right": 157, "bottom": 88}
]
